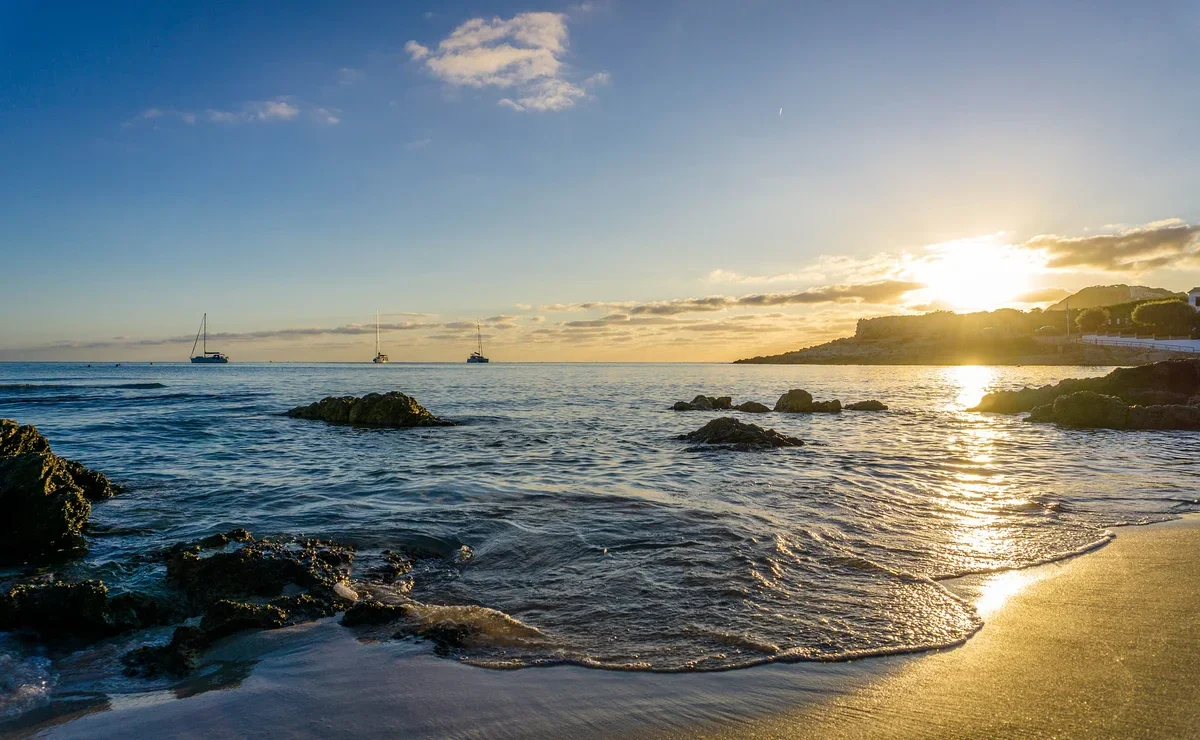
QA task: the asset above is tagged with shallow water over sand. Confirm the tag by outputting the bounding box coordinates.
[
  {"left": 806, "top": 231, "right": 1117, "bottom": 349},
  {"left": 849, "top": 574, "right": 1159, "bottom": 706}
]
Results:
[{"left": 1, "top": 362, "right": 1197, "bottom": 720}]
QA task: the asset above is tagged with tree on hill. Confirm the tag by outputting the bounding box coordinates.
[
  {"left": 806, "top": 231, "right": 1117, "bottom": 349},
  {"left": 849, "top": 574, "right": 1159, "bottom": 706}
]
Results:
[
  {"left": 1075, "top": 307, "right": 1109, "bottom": 333},
  {"left": 1131, "top": 300, "right": 1195, "bottom": 335}
]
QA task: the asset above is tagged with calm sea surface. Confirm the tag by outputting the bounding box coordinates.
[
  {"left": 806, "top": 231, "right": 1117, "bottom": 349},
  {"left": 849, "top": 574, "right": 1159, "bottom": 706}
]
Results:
[{"left": 2, "top": 362, "right": 1198, "bottom": 718}]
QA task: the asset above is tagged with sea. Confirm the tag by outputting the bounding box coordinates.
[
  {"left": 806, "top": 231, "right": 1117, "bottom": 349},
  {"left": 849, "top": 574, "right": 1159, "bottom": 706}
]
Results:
[{"left": 1, "top": 362, "right": 1198, "bottom": 730}]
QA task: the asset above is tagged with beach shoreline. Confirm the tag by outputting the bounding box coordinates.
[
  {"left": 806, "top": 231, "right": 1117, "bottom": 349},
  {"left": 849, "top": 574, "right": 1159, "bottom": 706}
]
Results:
[{"left": 19, "top": 515, "right": 1195, "bottom": 739}]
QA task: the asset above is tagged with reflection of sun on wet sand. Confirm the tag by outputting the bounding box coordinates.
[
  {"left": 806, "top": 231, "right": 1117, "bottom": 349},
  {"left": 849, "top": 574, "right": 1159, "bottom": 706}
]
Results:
[{"left": 691, "top": 516, "right": 1200, "bottom": 739}]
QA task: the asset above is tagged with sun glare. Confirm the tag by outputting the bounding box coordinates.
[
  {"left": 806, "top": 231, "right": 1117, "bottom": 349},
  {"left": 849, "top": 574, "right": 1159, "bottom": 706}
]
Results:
[{"left": 907, "top": 236, "right": 1043, "bottom": 312}]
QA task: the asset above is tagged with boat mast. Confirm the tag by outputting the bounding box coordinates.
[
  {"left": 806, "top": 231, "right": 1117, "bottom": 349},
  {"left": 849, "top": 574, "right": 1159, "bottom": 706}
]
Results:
[
  {"left": 191, "top": 314, "right": 204, "bottom": 358},
  {"left": 376, "top": 311, "right": 380, "bottom": 355},
  {"left": 476, "top": 321, "right": 483, "bottom": 355}
]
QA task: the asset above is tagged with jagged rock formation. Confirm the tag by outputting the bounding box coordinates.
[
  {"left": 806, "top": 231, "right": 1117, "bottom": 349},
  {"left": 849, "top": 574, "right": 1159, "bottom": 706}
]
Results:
[
  {"left": 287, "top": 392, "right": 455, "bottom": 427},
  {"left": 1026, "top": 391, "right": 1200, "bottom": 430},
  {"left": 0, "top": 419, "right": 121, "bottom": 561},
  {"left": 671, "top": 395, "right": 734, "bottom": 411}
]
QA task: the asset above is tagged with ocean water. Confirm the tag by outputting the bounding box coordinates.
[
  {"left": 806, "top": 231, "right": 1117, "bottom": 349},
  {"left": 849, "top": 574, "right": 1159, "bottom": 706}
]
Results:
[{"left": 2, "top": 362, "right": 1198, "bottom": 720}]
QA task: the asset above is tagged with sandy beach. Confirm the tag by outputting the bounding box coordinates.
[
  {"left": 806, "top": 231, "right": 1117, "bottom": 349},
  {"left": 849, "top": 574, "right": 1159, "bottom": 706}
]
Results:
[
  {"left": 688, "top": 515, "right": 1200, "bottom": 739},
  {"left": 18, "top": 516, "right": 1193, "bottom": 739}
]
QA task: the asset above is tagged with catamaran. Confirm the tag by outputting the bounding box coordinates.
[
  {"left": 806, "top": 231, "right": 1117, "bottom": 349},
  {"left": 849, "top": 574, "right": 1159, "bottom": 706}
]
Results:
[
  {"left": 372, "top": 311, "right": 389, "bottom": 364},
  {"left": 190, "top": 313, "right": 229, "bottom": 363},
  {"left": 467, "top": 321, "right": 489, "bottom": 363}
]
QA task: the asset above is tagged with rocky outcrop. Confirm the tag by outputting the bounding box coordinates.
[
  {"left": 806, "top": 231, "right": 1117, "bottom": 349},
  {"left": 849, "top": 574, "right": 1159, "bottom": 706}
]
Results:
[
  {"left": 125, "top": 531, "right": 360, "bottom": 676},
  {"left": 845, "top": 400, "right": 888, "bottom": 411},
  {"left": 0, "top": 419, "right": 122, "bottom": 562},
  {"left": 679, "top": 417, "right": 804, "bottom": 449},
  {"left": 972, "top": 359, "right": 1200, "bottom": 414},
  {"left": 773, "top": 389, "right": 842, "bottom": 413},
  {"left": 1026, "top": 391, "right": 1200, "bottom": 430},
  {"left": 287, "top": 392, "right": 455, "bottom": 428},
  {"left": 734, "top": 401, "right": 771, "bottom": 413},
  {"left": 670, "top": 395, "right": 734, "bottom": 411},
  {"left": 0, "top": 579, "right": 166, "bottom": 640}
]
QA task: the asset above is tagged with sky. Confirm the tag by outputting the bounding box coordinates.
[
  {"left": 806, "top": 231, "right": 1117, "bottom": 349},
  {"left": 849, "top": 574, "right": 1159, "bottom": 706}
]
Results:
[{"left": 2, "top": 0, "right": 1199, "bottom": 362}]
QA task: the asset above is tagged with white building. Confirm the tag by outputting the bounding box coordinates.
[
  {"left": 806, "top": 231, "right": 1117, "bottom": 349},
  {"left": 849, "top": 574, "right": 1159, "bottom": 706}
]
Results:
[{"left": 1190, "top": 287, "right": 1200, "bottom": 310}]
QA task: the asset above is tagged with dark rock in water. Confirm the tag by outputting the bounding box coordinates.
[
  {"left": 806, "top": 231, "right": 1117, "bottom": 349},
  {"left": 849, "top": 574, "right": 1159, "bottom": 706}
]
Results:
[
  {"left": 199, "top": 600, "right": 289, "bottom": 641},
  {"left": 1024, "top": 391, "right": 1200, "bottom": 430},
  {"left": 197, "top": 528, "right": 254, "bottom": 550},
  {"left": 679, "top": 417, "right": 803, "bottom": 449},
  {"left": 973, "top": 358, "right": 1200, "bottom": 414},
  {"left": 123, "top": 626, "right": 205, "bottom": 678},
  {"left": 0, "top": 419, "right": 124, "bottom": 561},
  {"left": 773, "top": 389, "right": 814, "bottom": 413},
  {"left": 341, "top": 600, "right": 410, "bottom": 627},
  {"left": 286, "top": 392, "right": 455, "bottom": 428},
  {"left": 0, "top": 579, "right": 163, "bottom": 639},
  {"left": 734, "top": 401, "right": 771, "bottom": 413},
  {"left": 0, "top": 451, "right": 90, "bottom": 560},
  {"left": 671, "top": 395, "right": 734, "bottom": 411},
  {"left": 166, "top": 536, "right": 355, "bottom": 605},
  {"left": 845, "top": 400, "right": 888, "bottom": 411},
  {"left": 810, "top": 400, "right": 842, "bottom": 413}
]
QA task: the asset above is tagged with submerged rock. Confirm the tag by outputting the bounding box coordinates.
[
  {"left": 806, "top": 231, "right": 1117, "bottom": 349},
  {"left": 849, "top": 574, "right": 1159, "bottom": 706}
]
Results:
[
  {"left": 670, "top": 395, "right": 734, "bottom": 411},
  {"left": 679, "top": 417, "right": 803, "bottom": 449},
  {"left": 845, "top": 400, "right": 888, "bottom": 411},
  {"left": 810, "top": 400, "right": 842, "bottom": 413},
  {"left": 0, "top": 419, "right": 122, "bottom": 561},
  {"left": 286, "top": 392, "right": 455, "bottom": 428},
  {"left": 1026, "top": 391, "right": 1200, "bottom": 430},
  {"left": 972, "top": 358, "right": 1200, "bottom": 414}
]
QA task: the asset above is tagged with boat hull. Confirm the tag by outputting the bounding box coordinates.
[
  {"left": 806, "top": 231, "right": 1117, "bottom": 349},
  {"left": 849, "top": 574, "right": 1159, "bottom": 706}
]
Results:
[
  {"left": 190, "top": 355, "right": 229, "bottom": 364},
  {"left": 467, "top": 357, "right": 489, "bottom": 363}
]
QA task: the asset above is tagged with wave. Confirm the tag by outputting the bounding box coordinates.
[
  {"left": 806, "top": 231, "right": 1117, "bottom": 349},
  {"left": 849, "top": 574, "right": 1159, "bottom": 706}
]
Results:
[{"left": 0, "top": 382, "right": 166, "bottom": 391}]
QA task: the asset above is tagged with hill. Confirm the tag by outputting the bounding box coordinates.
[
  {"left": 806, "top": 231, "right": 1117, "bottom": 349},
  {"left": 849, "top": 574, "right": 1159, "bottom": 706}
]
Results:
[{"left": 1047, "top": 284, "right": 1181, "bottom": 311}]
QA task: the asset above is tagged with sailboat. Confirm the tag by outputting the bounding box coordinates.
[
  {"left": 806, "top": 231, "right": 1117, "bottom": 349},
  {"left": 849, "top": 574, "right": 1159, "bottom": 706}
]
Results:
[
  {"left": 190, "top": 313, "right": 229, "bottom": 363},
  {"left": 467, "top": 321, "right": 489, "bottom": 363},
  {"left": 372, "top": 311, "right": 389, "bottom": 364}
]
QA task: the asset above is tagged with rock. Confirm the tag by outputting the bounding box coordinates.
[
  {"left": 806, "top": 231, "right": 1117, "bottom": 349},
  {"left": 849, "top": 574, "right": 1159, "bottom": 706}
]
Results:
[
  {"left": 197, "top": 528, "right": 254, "bottom": 549},
  {"left": 1024, "top": 391, "right": 1200, "bottom": 430},
  {"left": 341, "top": 600, "right": 410, "bottom": 627},
  {"left": 973, "top": 359, "right": 1200, "bottom": 413},
  {"left": 734, "top": 401, "right": 771, "bottom": 413},
  {"left": 0, "top": 452, "right": 90, "bottom": 561},
  {"left": 671, "top": 395, "right": 734, "bottom": 411},
  {"left": 166, "top": 536, "right": 355, "bottom": 606},
  {"left": 199, "top": 600, "right": 289, "bottom": 641},
  {"left": 774, "top": 389, "right": 814, "bottom": 413},
  {"left": 679, "top": 417, "right": 804, "bottom": 449},
  {"left": 123, "top": 626, "right": 205, "bottom": 677},
  {"left": 845, "top": 400, "right": 888, "bottom": 411},
  {"left": 286, "top": 392, "right": 455, "bottom": 428},
  {"left": 810, "top": 400, "right": 842, "bottom": 413},
  {"left": 0, "top": 580, "right": 163, "bottom": 639},
  {"left": 0, "top": 419, "right": 123, "bottom": 561}
]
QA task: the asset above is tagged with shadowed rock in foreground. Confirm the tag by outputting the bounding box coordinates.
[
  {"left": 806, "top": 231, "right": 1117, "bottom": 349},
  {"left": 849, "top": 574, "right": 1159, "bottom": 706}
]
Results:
[
  {"left": 972, "top": 359, "right": 1200, "bottom": 414},
  {"left": 1027, "top": 391, "right": 1200, "bottom": 430},
  {"left": 287, "top": 392, "right": 455, "bottom": 427},
  {"left": 0, "top": 419, "right": 122, "bottom": 562},
  {"left": 679, "top": 417, "right": 804, "bottom": 449}
]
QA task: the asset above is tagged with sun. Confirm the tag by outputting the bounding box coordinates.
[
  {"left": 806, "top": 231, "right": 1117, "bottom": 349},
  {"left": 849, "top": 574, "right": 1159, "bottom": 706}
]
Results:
[{"left": 906, "top": 235, "right": 1044, "bottom": 312}]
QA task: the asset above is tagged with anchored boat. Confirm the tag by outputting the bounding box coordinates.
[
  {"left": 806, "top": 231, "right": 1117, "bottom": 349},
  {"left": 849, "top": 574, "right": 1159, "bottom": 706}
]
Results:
[
  {"left": 189, "top": 313, "right": 229, "bottom": 363},
  {"left": 372, "top": 311, "right": 389, "bottom": 364},
  {"left": 467, "top": 321, "right": 489, "bottom": 363}
]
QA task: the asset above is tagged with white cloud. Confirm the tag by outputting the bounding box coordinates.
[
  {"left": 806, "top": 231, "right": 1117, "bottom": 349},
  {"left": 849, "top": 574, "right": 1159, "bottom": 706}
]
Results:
[
  {"left": 337, "top": 67, "right": 363, "bottom": 86},
  {"left": 125, "top": 97, "right": 333, "bottom": 128},
  {"left": 407, "top": 11, "right": 604, "bottom": 112}
]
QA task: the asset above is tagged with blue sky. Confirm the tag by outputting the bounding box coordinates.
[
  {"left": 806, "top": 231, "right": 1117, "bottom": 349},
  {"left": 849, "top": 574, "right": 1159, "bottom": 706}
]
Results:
[{"left": 2, "top": 0, "right": 1199, "bottom": 361}]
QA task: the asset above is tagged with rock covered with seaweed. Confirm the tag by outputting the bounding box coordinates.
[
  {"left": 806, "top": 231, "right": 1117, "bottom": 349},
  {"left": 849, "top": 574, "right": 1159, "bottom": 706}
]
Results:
[
  {"left": 286, "top": 391, "right": 455, "bottom": 427},
  {"left": 0, "top": 419, "right": 122, "bottom": 562}
]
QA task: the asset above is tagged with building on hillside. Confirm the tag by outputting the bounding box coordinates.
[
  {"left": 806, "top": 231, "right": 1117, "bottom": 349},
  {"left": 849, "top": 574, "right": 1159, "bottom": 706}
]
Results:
[{"left": 1189, "top": 287, "right": 1200, "bottom": 309}]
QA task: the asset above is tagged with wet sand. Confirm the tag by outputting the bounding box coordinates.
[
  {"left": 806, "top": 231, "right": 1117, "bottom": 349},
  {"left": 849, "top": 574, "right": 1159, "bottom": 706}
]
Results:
[
  {"left": 689, "top": 515, "right": 1200, "bottom": 739},
  {"left": 30, "top": 517, "right": 1200, "bottom": 739}
]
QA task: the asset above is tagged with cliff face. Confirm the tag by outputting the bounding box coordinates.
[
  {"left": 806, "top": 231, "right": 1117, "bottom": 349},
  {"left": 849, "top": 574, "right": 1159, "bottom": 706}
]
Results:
[{"left": 1047, "top": 285, "right": 1182, "bottom": 311}]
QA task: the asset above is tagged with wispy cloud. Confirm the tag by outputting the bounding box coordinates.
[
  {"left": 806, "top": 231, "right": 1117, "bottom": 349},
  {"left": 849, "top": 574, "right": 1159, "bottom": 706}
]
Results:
[
  {"left": 337, "top": 67, "right": 363, "bottom": 86},
  {"left": 405, "top": 137, "right": 432, "bottom": 150},
  {"left": 406, "top": 11, "right": 607, "bottom": 112},
  {"left": 124, "top": 97, "right": 335, "bottom": 128}
]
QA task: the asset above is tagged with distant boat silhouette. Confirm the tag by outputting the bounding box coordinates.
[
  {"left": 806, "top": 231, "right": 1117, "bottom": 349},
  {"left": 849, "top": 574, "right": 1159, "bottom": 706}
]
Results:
[
  {"left": 190, "top": 313, "right": 229, "bottom": 363},
  {"left": 372, "top": 311, "right": 389, "bottom": 364},
  {"left": 467, "top": 321, "right": 489, "bottom": 363}
]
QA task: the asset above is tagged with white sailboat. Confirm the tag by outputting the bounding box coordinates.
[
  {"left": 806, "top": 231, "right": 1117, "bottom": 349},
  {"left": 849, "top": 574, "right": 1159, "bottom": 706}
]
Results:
[
  {"left": 372, "top": 312, "right": 389, "bottom": 364},
  {"left": 190, "top": 313, "right": 229, "bottom": 363},
  {"left": 467, "top": 321, "right": 489, "bottom": 363}
]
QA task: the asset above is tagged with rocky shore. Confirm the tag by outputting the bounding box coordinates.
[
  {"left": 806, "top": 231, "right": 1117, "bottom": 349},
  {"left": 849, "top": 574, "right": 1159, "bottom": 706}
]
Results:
[{"left": 671, "top": 390, "right": 887, "bottom": 415}]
